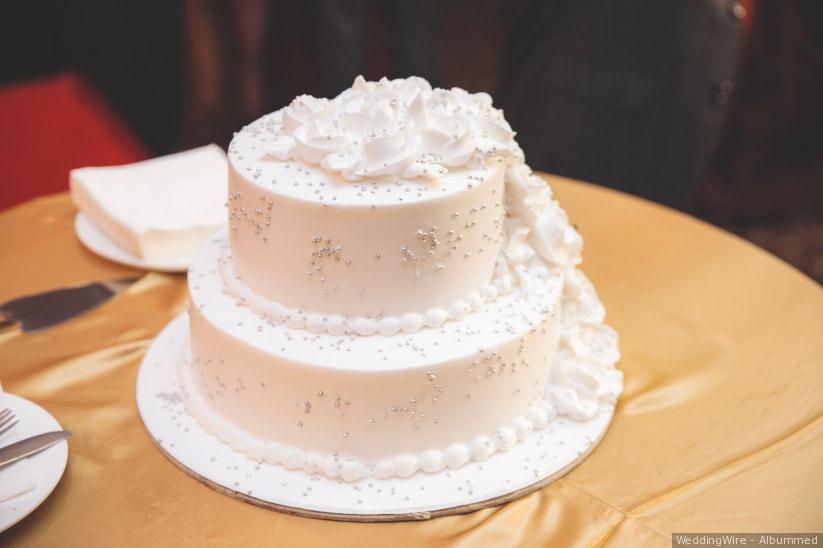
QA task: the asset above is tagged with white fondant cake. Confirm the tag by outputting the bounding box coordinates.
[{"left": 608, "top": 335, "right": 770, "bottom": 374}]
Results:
[{"left": 178, "top": 76, "right": 622, "bottom": 482}]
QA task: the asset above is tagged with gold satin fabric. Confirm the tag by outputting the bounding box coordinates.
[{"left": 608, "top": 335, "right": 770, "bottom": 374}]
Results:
[{"left": 1, "top": 177, "right": 821, "bottom": 547}]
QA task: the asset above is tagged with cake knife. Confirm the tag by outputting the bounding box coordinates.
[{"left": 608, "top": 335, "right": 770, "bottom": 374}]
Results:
[
  {"left": 0, "top": 431, "right": 71, "bottom": 469},
  {"left": 0, "top": 277, "right": 139, "bottom": 332}
]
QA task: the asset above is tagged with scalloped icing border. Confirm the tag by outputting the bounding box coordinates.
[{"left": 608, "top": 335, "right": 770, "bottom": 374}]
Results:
[
  {"left": 176, "top": 333, "right": 619, "bottom": 483},
  {"left": 218, "top": 253, "right": 515, "bottom": 336}
]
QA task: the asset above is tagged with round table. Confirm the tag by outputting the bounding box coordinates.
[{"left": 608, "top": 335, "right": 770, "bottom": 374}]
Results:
[{"left": 1, "top": 176, "right": 821, "bottom": 546}]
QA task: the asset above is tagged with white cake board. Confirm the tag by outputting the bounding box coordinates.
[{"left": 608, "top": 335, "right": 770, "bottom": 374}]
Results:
[{"left": 136, "top": 314, "right": 616, "bottom": 522}]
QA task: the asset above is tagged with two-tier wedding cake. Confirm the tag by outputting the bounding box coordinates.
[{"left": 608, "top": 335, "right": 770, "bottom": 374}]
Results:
[{"left": 177, "top": 76, "right": 622, "bottom": 484}]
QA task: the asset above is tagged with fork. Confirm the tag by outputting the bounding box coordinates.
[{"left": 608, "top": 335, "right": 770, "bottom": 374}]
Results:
[{"left": 0, "top": 407, "right": 18, "bottom": 437}]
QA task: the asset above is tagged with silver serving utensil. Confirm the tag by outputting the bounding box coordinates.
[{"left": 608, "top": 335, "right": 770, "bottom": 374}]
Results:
[
  {"left": 0, "top": 430, "right": 71, "bottom": 469},
  {"left": 0, "top": 277, "right": 139, "bottom": 332}
]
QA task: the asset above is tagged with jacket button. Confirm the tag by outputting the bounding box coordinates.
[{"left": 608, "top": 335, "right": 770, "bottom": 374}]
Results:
[
  {"left": 728, "top": 1, "right": 747, "bottom": 20},
  {"left": 712, "top": 81, "right": 734, "bottom": 107}
]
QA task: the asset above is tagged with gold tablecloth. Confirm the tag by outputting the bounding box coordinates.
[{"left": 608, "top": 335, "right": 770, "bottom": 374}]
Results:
[{"left": 1, "top": 177, "right": 821, "bottom": 547}]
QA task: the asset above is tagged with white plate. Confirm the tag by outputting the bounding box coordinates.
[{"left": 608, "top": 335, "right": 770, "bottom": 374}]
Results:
[
  {"left": 74, "top": 213, "right": 190, "bottom": 272},
  {"left": 0, "top": 394, "right": 69, "bottom": 533},
  {"left": 137, "top": 314, "right": 616, "bottom": 521}
]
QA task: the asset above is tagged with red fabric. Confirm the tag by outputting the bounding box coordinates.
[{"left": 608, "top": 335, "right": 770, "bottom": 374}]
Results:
[{"left": 0, "top": 73, "right": 147, "bottom": 211}]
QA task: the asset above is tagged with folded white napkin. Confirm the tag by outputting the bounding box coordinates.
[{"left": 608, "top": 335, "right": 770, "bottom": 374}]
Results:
[
  {"left": 0, "top": 385, "right": 38, "bottom": 504},
  {"left": 70, "top": 144, "right": 228, "bottom": 261}
]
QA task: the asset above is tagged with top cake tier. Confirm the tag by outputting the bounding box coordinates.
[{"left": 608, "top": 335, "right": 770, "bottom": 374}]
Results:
[{"left": 226, "top": 77, "right": 527, "bottom": 321}]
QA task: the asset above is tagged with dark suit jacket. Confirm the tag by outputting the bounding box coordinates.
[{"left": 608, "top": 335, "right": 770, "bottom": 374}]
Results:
[{"left": 496, "top": 0, "right": 742, "bottom": 210}]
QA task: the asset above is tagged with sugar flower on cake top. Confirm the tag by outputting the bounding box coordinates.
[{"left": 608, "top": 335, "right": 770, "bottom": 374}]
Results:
[
  {"left": 265, "top": 75, "right": 524, "bottom": 181},
  {"left": 255, "top": 76, "right": 584, "bottom": 272}
]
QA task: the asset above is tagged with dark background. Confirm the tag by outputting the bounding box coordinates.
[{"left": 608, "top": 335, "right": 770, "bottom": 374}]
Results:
[{"left": 0, "top": 0, "right": 820, "bottom": 281}]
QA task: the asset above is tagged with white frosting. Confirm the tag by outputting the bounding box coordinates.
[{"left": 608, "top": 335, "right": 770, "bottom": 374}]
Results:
[
  {"left": 180, "top": 76, "right": 623, "bottom": 482},
  {"left": 226, "top": 153, "right": 508, "bottom": 320},
  {"left": 225, "top": 77, "right": 586, "bottom": 323},
  {"left": 267, "top": 76, "right": 520, "bottom": 181},
  {"left": 550, "top": 269, "right": 623, "bottom": 420},
  {"left": 186, "top": 232, "right": 563, "bottom": 457},
  {"left": 179, "top": 236, "right": 620, "bottom": 481},
  {"left": 219, "top": 250, "right": 514, "bottom": 336},
  {"left": 178, "top": 337, "right": 563, "bottom": 481}
]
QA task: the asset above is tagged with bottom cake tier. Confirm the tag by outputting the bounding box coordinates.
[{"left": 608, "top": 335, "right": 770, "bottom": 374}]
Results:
[{"left": 182, "top": 231, "right": 572, "bottom": 481}]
